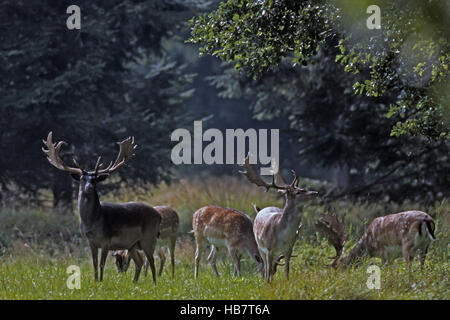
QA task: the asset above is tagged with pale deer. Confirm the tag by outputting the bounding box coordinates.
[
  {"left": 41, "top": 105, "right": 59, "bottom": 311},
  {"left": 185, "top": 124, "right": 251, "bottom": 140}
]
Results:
[
  {"left": 114, "top": 205, "right": 179, "bottom": 278},
  {"left": 240, "top": 155, "right": 318, "bottom": 282},
  {"left": 192, "top": 205, "right": 264, "bottom": 278},
  {"left": 42, "top": 132, "right": 161, "bottom": 283},
  {"left": 315, "top": 211, "right": 436, "bottom": 270}
]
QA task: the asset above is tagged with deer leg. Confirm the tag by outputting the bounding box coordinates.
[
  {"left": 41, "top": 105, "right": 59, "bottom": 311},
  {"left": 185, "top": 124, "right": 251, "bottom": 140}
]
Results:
[
  {"left": 207, "top": 245, "right": 219, "bottom": 277},
  {"left": 420, "top": 246, "right": 429, "bottom": 269},
  {"left": 130, "top": 249, "right": 144, "bottom": 282},
  {"left": 157, "top": 247, "right": 166, "bottom": 277},
  {"left": 266, "top": 252, "right": 274, "bottom": 282},
  {"left": 99, "top": 247, "right": 109, "bottom": 281},
  {"left": 144, "top": 259, "right": 149, "bottom": 277},
  {"left": 284, "top": 248, "right": 293, "bottom": 281},
  {"left": 228, "top": 248, "right": 241, "bottom": 277},
  {"left": 402, "top": 243, "right": 413, "bottom": 271},
  {"left": 169, "top": 236, "right": 176, "bottom": 278},
  {"left": 256, "top": 249, "right": 266, "bottom": 279},
  {"left": 194, "top": 239, "right": 205, "bottom": 279},
  {"left": 89, "top": 244, "right": 99, "bottom": 281},
  {"left": 142, "top": 248, "right": 157, "bottom": 284}
]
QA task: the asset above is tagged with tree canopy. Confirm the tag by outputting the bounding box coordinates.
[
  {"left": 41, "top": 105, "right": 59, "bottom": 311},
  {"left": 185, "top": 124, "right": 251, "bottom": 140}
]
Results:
[{"left": 189, "top": 0, "right": 450, "bottom": 140}]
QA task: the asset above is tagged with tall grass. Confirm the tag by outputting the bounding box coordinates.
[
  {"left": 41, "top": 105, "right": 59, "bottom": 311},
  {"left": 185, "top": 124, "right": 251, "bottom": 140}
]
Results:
[{"left": 0, "top": 176, "right": 448, "bottom": 299}]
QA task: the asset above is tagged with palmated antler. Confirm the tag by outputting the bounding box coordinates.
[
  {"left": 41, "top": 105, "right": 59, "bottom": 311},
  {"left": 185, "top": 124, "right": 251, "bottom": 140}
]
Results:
[
  {"left": 42, "top": 132, "right": 84, "bottom": 175},
  {"left": 315, "top": 213, "right": 347, "bottom": 267},
  {"left": 239, "top": 154, "right": 286, "bottom": 191},
  {"left": 94, "top": 136, "right": 137, "bottom": 175},
  {"left": 43, "top": 132, "right": 137, "bottom": 176}
]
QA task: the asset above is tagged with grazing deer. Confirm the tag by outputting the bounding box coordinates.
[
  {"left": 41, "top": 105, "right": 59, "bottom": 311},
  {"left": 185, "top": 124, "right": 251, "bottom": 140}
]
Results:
[
  {"left": 192, "top": 205, "right": 264, "bottom": 278},
  {"left": 239, "top": 155, "right": 318, "bottom": 282},
  {"left": 315, "top": 211, "right": 436, "bottom": 270},
  {"left": 114, "top": 205, "right": 179, "bottom": 278},
  {"left": 112, "top": 249, "right": 144, "bottom": 276},
  {"left": 42, "top": 132, "right": 161, "bottom": 283}
]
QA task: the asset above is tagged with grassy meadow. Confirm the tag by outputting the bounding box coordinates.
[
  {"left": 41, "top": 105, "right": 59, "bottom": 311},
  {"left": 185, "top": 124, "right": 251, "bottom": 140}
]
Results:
[{"left": 0, "top": 177, "right": 448, "bottom": 300}]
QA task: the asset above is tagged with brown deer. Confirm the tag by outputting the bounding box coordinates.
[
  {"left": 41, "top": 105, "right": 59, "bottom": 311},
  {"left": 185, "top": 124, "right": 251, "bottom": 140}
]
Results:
[
  {"left": 192, "top": 205, "right": 264, "bottom": 278},
  {"left": 239, "top": 155, "right": 318, "bottom": 282},
  {"left": 113, "top": 205, "right": 179, "bottom": 278},
  {"left": 112, "top": 249, "right": 144, "bottom": 276},
  {"left": 42, "top": 132, "right": 161, "bottom": 283},
  {"left": 315, "top": 211, "right": 436, "bottom": 270}
]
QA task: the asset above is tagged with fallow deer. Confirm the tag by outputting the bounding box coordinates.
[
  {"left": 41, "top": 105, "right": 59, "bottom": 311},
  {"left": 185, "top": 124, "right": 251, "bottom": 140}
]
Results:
[
  {"left": 315, "top": 211, "right": 436, "bottom": 270},
  {"left": 239, "top": 155, "right": 318, "bottom": 282},
  {"left": 42, "top": 132, "right": 161, "bottom": 283},
  {"left": 112, "top": 249, "right": 144, "bottom": 276},
  {"left": 114, "top": 205, "right": 179, "bottom": 278},
  {"left": 192, "top": 205, "right": 264, "bottom": 278}
]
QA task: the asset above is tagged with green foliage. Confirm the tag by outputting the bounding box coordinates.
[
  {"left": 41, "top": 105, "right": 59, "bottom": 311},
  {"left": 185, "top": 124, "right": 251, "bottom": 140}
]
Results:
[
  {"left": 189, "top": 0, "right": 450, "bottom": 140},
  {"left": 208, "top": 53, "right": 450, "bottom": 202},
  {"left": 337, "top": 1, "right": 450, "bottom": 140},
  {"left": 189, "top": 0, "right": 329, "bottom": 78}
]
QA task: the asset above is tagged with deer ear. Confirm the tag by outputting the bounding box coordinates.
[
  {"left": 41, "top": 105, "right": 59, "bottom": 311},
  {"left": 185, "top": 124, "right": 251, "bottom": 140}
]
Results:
[
  {"left": 96, "top": 174, "right": 109, "bottom": 183},
  {"left": 70, "top": 173, "right": 81, "bottom": 181}
]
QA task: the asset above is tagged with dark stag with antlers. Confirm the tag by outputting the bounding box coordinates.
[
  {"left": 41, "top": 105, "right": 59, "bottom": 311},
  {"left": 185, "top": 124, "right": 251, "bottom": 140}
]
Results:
[{"left": 42, "top": 132, "right": 161, "bottom": 283}]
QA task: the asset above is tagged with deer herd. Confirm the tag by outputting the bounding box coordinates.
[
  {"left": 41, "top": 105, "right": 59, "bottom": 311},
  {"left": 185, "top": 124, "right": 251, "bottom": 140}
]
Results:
[{"left": 42, "top": 133, "right": 436, "bottom": 284}]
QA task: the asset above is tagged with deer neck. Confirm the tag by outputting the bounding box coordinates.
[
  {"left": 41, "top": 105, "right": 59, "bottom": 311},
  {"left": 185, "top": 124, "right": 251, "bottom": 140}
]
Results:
[
  {"left": 279, "top": 194, "right": 302, "bottom": 231},
  {"left": 341, "top": 235, "right": 368, "bottom": 265},
  {"left": 78, "top": 189, "right": 102, "bottom": 226}
]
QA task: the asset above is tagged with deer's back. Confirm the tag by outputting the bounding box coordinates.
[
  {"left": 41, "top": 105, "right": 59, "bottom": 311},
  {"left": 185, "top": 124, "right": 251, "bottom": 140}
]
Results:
[
  {"left": 193, "top": 205, "right": 254, "bottom": 243},
  {"left": 101, "top": 202, "right": 161, "bottom": 232},
  {"left": 253, "top": 207, "right": 283, "bottom": 250},
  {"left": 363, "top": 210, "right": 433, "bottom": 253}
]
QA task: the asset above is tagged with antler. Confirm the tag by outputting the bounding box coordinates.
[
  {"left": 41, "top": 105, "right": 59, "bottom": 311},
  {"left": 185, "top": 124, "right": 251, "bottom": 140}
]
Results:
[
  {"left": 238, "top": 154, "right": 286, "bottom": 191},
  {"left": 315, "top": 213, "right": 347, "bottom": 266},
  {"left": 239, "top": 154, "right": 318, "bottom": 197},
  {"left": 42, "top": 132, "right": 84, "bottom": 175},
  {"left": 43, "top": 132, "right": 137, "bottom": 177},
  {"left": 94, "top": 136, "right": 137, "bottom": 175}
]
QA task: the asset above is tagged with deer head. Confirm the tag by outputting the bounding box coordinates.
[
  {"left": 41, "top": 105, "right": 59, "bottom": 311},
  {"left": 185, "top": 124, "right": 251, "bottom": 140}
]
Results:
[
  {"left": 112, "top": 250, "right": 131, "bottom": 273},
  {"left": 315, "top": 212, "right": 347, "bottom": 268},
  {"left": 42, "top": 132, "right": 137, "bottom": 195},
  {"left": 239, "top": 154, "right": 318, "bottom": 199}
]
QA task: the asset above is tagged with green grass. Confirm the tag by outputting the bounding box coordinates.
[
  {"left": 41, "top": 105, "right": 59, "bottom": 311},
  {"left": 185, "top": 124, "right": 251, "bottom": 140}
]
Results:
[
  {"left": 0, "top": 177, "right": 449, "bottom": 300},
  {"left": 0, "top": 241, "right": 448, "bottom": 299}
]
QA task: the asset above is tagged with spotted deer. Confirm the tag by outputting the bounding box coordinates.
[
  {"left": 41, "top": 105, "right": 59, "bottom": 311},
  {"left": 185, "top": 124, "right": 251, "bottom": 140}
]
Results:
[
  {"left": 239, "top": 155, "right": 318, "bottom": 282},
  {"left": 315, "top": 211, "right": 436, "bottom": 270},
  {"left": 113, "top": 205, "right": 179, "bottom": 278},
  {"left": 193, "top": 205, "right": 264, "bottom": 278},
  {"left": 42, "top": 132, "right": 161, "bottom": 283}
]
